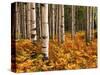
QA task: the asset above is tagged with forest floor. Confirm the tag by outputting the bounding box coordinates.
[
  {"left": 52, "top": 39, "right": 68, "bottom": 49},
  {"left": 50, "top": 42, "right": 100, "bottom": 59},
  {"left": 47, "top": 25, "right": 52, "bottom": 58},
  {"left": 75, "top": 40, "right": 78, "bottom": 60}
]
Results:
[{"left": 12, "top": 31, "right": 97, "bottom": 73}]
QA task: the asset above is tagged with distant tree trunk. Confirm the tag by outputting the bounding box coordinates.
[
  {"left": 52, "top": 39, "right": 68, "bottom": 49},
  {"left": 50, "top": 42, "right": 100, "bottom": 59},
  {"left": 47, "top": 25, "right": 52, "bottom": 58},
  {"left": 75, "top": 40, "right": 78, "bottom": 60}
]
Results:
[
  {"left": 26, "top": 3, "right": 31, "bottom": 39},
  {"left": 48, "top": 5, "right": 52, "bottom": 38},
  {"left": 23, "top": 3, "right": 27, "bottom": 39},
  {"left": 31, "top": 3, "right": 37, "bottom": 42},
  {"left": 61, "top": 5, "right": 65, "bottom": 43},
  {"left": 20, "top": 3, "right": 24, "bottom": 39},
  {"left": 41, "top": 4, "right": 49, "bottom": 58},
  {"left": 92, "top": 7, "right": 95, "bottom": 39},
  {"left": 72, "top": 5, "right": 75, "bottom": 39},
  {"left": 89, "top": 7, "right": 92, "bottom": 41},
  {"left": 58, "top": 5, "right": 61, "bottom": 43},
  {"left": 15, "top": 3, "right": 20, "bottom": 39},
  {"left": 75, "top": 6, "right": 78, "bottom": 32},
  {"left": 55, "top": 5, "right": 58, "bottom": 38},
  {"left": 86, "top": 7, "right": 90, "bottom": 44},
  {"left": 51, "top": 4, "right": 55, "bottom": 40},
  {"left": 36, "top": 4, "right": 41, "bottom": 40}
]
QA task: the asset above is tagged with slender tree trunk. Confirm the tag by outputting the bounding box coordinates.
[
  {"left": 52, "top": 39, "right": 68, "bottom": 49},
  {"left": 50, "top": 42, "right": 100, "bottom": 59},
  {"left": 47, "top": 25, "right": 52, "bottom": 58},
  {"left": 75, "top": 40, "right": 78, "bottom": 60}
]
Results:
[
  {"left": 31, "top": 3, "right": 37, "bottom": 42},
  {"left": 61, "top": 5, "right": 65, "bottom": 43},
  {"left": 36, "top": 4, "right": 41, "bottom": 40},
  {"left": 86, "top": 7, "right": 90, "bottom": 44},
  {"left": 72, "top": 5, "right": 75, "bottom": 39},
  {"left": 48, "top": 5, "right": 52, "bottom": 38},
  {"left": 55, "top": 5, "right": 58, "bottom": 38},
  {"left": 26, "top": 3, "right": 31, "bottom": 39},
  {"left": 92, "top": 7, "right": 95, "bottom": 39},
  {"left": 58, "top": 5, "right": 61, "bottom": 43},
  {"left": 15, "top": 2, "right": 20, "bottom": 39},
  {"left": 23, "top": 3, "right": 27, "bottom": 39},
  {"left": 89, "top": 7, "right": 92, "bottom": 41},
  {"left": 51, "top": 4, "right": 55, "bottom": 40},
  {"left": 20, "top": 3, "right": 25, "bottom": 39},
  {"left": 41, "top": 4, "right": 49, "bottom": 58}
]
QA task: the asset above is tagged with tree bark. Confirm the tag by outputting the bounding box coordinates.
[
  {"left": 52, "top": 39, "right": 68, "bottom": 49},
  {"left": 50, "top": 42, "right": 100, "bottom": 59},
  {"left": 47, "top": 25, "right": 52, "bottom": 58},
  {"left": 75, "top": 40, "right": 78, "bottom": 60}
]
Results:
[
  {"left": 15, "top": 2, "right": 20, "bottom": 39},
  {"left": 61, "top": 5, "right": 65, "bottom": 43},
  {"left": 51, "top": 4, "right": 55, "bottom": 40},
  {"left": 58, "top": 5, "right": 61, "bottom": 43},
  {"left": 86, "top": 7, "right": 90, "bottom": 44},
  {"left": 26, "top": 3, "right": 31, "bottom": 39},
  {"left": 72, "top": 5, "right": 75, "bottom": 39},
  {"left": 41, "top": 4, "right": 49, "bottom": 58},
  {"left": 31, "top": 3, "right": 37, "bottom": 42}
]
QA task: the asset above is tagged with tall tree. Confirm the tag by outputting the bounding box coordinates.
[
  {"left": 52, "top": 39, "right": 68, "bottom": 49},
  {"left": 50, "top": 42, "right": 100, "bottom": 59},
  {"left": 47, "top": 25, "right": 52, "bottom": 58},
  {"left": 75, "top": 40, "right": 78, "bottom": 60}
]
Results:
[
  {"left": 61, "top": 5, "right": 65, "bottom": 43},
  {"left": 31, "top": 3, "right": 37, "bottom": 42},
  {"left": 20, "top": 3, "right": 24, "bottom": 39},
  {"left": 55, "top": 5, "right": 58, "bottom": 38},
  {"left": 51, "top": 4, "right": 55, "bottom": 40},
  {"left": 41, "top": 4, "right": 49, "bottom": 58},
  {"left": 71, "top": 5, "right": 75, "bottom": 39},
  {"left": 36, "top": 4, "right": 41, "bottom": 40},
  {"left": 23, "top": 3, "right": 27, "bottom": 39},
  {"left": 92, "top": 7, "right": 95, "bottom": 39},
  {"left": 15, "top": 2, "right": 20, "bottom": 39},
  {"left": 86, "top": 7, "right": 90, "bottom": 44},
  {"left": 26, "top": 3, "right": 31, "bottom": 39},
  {"left": 89, "top": 7, "right": 92, "bottom": 41},
  {"left": 48, "top": 5, "right": 52, "bottom": 38},
  {"left": 58, "top": 5, "right": 61, "bottom": 43}
]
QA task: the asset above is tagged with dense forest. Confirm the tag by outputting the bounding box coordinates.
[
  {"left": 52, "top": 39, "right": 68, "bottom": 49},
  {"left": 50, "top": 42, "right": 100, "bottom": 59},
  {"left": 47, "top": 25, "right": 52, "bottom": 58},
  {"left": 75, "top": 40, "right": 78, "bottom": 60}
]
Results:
[{"left": 11, "top": 2, "right": 97, "bottom": 72}]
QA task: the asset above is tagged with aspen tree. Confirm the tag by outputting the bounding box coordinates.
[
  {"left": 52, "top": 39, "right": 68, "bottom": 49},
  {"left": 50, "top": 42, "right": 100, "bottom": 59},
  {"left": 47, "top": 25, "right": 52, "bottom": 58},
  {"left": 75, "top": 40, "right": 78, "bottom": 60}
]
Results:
[
  {"left": 92, "top": 7, "right": 95, "bottom": 39},
  {"left": 52, "top": 4, "right": 55, "bottom": 40},
  {"left": 89, "top": 7, "right": 92, "bottom": 41},
  {"left": 86, "top": 7, "right": 90, "bottom": 44},
  {"left": 31, "top": 3, "right": 37, "bottom": 42},
  {"left": 41, "top": 4, "right": 49, "bottom": 58},
  {"left": 58, "top": 5, "right": 61, "bottom": 43},
  {"left": 55, "top": 5, "right": 58, "bottom": 38},
  {"left": 23, "top": 3, "right": 27, "bottom": 39},
  {"left": 36, "top": 4, "right": 41, "bottom": 40},
  {"left": 15, "top": 2, "right": 20, "bottom": 39},
  {"left": 61, "top": 5, "right": 65, "bottom": 43},
  {"left": 72, "top": 5, "right": 75, "bottom": 39},
  {"left": 27, "top": 3, "right": 31, "bottom": 39}
]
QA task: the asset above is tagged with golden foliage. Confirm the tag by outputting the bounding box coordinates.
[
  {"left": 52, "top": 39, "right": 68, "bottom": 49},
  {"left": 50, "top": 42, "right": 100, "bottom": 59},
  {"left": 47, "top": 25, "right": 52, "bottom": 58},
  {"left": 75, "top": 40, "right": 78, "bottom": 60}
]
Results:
[{"left": 12, "top": 32, "right": 97, "bottom": 73}]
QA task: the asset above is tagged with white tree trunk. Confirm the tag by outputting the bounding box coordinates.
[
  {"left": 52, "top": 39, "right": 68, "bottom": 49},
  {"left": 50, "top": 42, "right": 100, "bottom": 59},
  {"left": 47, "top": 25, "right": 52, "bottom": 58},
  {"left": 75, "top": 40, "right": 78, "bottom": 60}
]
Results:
[
  {"left": 15, "top": 2, "right": 20, "bottom": 39},
  {"left": 72, "top": 5, "right": 75, "bottom": 39},
  {"left": 58, "top": 5, "right": 61, "bottom": 43},
  {"left": 61, "top": 5, "right": 65, "bottom": 43},
  {"left": 27, "top": 3, "right": 31, "bottom": 39},
  {"left": 23, "top": 3, "right": 27, "bottom": 39},
  {"left": 31, "top": 3, "right": 37, "bottom": 42},
  {"left": 89, "top": 7, "right": 92, "bottom": 41},
  {"left": 41, "top": 4, "right": 49, "bottom": 58}
]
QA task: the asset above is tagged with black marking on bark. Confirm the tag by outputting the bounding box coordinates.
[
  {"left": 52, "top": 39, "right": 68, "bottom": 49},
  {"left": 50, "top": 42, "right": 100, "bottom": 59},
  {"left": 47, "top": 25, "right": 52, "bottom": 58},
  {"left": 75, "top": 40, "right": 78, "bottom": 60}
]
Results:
[
  {"left": 24, "top": 3, "right": 27, "bottom": 5},
  {"left": 61, "top": 25, "right": 64, "bottom": 28},
  {"left": 42, "top": 46, "right": 47, "bottom": 48},
  {"left": 42, "top": 36, "right": 48, "bottom": 39},
  {"left": 31, "top": 28, "right": 36, "bottom": 31},
  {"left": 41, "top": 4, "right": 45, "bottom": 7},
  {"left": 32, "top": 8, "right": 35, "bottom": 9},
  {"left": 31, "top": 34, "right": 36, "bottom": 38}
]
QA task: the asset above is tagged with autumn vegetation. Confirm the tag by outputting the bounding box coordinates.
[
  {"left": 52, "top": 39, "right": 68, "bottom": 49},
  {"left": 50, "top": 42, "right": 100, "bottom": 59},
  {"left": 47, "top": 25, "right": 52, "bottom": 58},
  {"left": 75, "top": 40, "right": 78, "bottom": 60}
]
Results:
[
  {"left": 11, "top": 2, "right": 97, "bottom": 73},
  {"left": 11, "top": 31, "right": 97, "bottom": 72}
]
